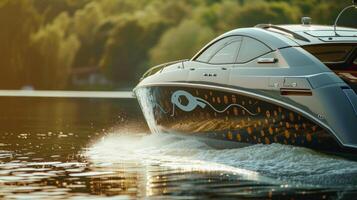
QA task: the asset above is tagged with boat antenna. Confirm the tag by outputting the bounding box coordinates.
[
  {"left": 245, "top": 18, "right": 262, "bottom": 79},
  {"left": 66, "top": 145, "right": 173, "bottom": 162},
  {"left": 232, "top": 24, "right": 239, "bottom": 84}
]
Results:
[{"left": 333, "top": 0, "right": 357, "bottom": 36}]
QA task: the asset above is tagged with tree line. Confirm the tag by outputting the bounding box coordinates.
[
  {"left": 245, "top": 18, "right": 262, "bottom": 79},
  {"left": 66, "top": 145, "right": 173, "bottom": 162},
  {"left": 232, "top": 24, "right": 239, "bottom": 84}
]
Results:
[{"left": 0, "top": 0, "right": 355, "bottom": 89}]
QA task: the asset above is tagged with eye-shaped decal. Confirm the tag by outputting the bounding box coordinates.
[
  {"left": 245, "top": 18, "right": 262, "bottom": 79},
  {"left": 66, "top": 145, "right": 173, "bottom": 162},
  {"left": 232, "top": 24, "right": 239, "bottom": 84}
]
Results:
[
  {"left": 171, "top": 90, "right": 206, "bottom": 112},
  {"left": 168, "top": 90, "right": 258, "bottom": 117}
]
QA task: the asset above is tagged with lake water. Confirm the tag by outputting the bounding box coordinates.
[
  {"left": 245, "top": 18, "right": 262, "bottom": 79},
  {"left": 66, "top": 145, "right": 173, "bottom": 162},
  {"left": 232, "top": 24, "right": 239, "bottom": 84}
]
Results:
[{"left": 0, "top": 95, "right": 357, "bottom": 199}]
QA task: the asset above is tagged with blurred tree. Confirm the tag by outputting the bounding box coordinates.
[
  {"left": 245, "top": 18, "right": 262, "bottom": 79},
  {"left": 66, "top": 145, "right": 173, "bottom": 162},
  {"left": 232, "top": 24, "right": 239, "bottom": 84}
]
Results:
[
  {"left": 97, "top": 0, "right": 146, "bottom": 16},
  {"left": 193, "top": 1, "right": 240, "bottom": 33},
  {"left": 153, "top": 0, "right": 193, "bottom": 26},
  {"left": 72, "top": 1, "right": 105, "bottom": 68},
  {"left": 311, "top": 0, "right": 357, "bottom": 28},
  {"left": 149, "top": 20, "right": 215, "bottom": 65},
  {"left": 0, "top": 0, "right": 356, "bottom": 89},
  {"left": 30, "top": 13, "right": 80, "bottom": 89},
  {"left": 235, "top": 1, "right": 301, "bottom": 27},
  {"left": 96, "top": 0, "right": 195, "bottom": 85},
  {"left": 0, "top": 0, "right": 40, "bottom": 88},
  {"left": 32, "top": 0, "right": 89, "bottom": 23},
  {"left": 99, "top": 13, "right": 169, "bottom": 85}
]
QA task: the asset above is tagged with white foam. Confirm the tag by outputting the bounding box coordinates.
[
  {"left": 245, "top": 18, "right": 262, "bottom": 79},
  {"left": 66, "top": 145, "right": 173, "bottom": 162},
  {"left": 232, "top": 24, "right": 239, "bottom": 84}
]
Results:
[
  {"left": 193, "top": 144, "right": 357, "bottom": 186},
  {"left": 86, "top": 133, "right": 357, "bottom": 187}
]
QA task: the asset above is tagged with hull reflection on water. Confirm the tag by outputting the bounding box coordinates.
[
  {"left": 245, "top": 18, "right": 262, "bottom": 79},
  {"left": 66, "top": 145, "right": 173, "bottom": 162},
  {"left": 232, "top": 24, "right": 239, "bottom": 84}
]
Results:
[
  {"left": 2, "top": 131, "right": 357, "bottom": 199},
  {"left": 86, "top": 133, "right": 357, "bottom": 199},
  {"left": 0, "top": 95, "right": 357, "bottom": 199},
  {"left": 86, "top": 134, "right": 357, "bottom": 199}
]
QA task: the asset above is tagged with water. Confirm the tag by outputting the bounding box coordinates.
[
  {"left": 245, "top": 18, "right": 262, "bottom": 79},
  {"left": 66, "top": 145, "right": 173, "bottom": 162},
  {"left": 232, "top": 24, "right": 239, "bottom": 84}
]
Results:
[{"left": 0, "top": 96, "right": 357, "bottom": 199}]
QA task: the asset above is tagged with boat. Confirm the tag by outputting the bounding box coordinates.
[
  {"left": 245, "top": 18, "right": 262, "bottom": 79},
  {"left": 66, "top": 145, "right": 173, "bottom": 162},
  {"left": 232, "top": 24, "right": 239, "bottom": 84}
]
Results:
[{"left": 134, "top": 6, "right": 357, "bottom": 157}]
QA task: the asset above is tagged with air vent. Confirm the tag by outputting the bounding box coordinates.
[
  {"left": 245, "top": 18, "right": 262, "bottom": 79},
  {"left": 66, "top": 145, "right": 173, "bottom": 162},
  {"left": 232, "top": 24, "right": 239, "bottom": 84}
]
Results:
[{"left": 280, "top": 88, "right": 312, "bottom": 96}]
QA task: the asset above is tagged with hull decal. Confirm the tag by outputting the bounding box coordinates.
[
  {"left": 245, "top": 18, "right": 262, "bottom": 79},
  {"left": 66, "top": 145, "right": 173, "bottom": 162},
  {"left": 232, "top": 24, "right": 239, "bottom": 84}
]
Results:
[
  {"left": 135, "top": 81, "right": 342, "bottom": 144},
  {"left": 135, "top": 86, "right": 343, "bottom": 153},
  {"left": 170, "top": 90, "right": 258, "bottom": 116}
]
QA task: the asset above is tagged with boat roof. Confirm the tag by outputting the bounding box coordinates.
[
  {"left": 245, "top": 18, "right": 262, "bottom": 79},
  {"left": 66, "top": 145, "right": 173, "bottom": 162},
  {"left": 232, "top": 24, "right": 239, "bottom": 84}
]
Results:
[
  {"left": 260, "top": 24, "right": 357, "bottom": 46},
  {"left": 217, "top": 24, "right": 357, "bottom": 50}
]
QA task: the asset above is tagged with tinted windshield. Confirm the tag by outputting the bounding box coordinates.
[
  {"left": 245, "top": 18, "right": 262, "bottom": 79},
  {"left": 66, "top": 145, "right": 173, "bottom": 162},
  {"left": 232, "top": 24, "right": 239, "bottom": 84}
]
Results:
[
  {"left": 195, "top": 36, "right": 242, "bottom": 63},
  {"left": 236, "top": 37, "right": 271, "bottom": 63},
  {"left": 303, "top": 44, "right": 356, "bottom": 63},
  {"left": 209, "top": 40, "right": 241, "bottom": 64}
]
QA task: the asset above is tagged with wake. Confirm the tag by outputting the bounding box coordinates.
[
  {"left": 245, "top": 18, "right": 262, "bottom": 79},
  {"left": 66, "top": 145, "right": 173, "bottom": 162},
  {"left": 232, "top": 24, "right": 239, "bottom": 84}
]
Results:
[{"left": 86, "top": 132, "right": 357, "bottom": 187}]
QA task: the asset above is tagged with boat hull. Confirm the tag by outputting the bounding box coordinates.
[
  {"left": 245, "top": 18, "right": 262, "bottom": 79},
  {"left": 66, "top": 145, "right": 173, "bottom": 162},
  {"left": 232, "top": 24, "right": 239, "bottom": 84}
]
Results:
[{"left": 135, "top": 84, "right": 346, "bottom": 153}]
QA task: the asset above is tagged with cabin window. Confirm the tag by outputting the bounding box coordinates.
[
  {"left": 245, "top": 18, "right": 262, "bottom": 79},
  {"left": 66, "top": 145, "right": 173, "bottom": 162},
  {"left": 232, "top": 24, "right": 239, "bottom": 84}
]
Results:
[
  {"left": 303, "top": 44, "right": 357, "bottom": 93},
  {"left": 303, "top": 45, "right": 355, "bottom": 63},
  {"left": 236, "top": 37, "right": 271, "bottom": 63},
  {"left": 209, "top": 40, "right": 242, "bottom": 64},
  {"left": 195, "top": 36, "right": 242, "bottom": 63}
]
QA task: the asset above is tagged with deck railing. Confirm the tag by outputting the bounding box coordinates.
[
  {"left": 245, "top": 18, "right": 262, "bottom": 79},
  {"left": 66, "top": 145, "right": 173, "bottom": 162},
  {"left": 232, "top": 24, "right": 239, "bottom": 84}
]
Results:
[{"left": 140, "top": 59, "right": 189, "bottom": 81}]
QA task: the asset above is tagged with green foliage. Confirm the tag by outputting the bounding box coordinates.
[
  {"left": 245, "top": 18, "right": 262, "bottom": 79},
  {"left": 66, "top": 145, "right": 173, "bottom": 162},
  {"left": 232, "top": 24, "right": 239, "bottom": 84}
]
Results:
[
  {"left": 100, "top": 12, "right": 169, "bottom": 83},
  {"left": 30, "top": 13, "right": 80, "bottom": 89},
  {"left": 235, "top": 1, "right": 301, "bottom": 27},
  {"left": 0, "top": 0, "right": 40, "bottom": 88},
  {"left": 150, "top": 20, "right": 215, "bottom": 65},
  {"left": 0, "top": 0, "right": 355, "bottom": 89},
  {"left": 71, "top": 1, "right": 105, "bottom": 68}
]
